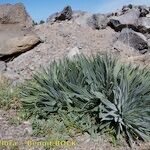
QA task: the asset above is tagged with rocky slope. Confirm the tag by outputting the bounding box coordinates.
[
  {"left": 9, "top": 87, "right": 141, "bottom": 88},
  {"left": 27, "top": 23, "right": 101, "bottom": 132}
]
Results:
[
  {"left": 0, "top": 3, "right": 150, "bottom": 150},
  {"left": 0, "top": 3, "right": 150, "bottom": 84}
]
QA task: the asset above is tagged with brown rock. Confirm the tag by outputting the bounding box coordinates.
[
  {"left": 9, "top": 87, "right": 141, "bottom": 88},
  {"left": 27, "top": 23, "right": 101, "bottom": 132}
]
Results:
[
  {"left": 0, "top": 3, "right": 33, "bottom": 28},
  {"left": 0, "top": 35, "right": 41, "bottom": 57}
]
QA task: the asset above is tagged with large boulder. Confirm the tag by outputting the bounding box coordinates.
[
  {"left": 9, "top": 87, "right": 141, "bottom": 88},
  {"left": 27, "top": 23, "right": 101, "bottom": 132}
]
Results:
[
  {"left": 0, "top": 35, "right": 41, "bottom": 58},
  {"left": 116, "top": 28, "right": 148, "bottom": 53},
  {"left": 108, "top": 5, "right": 150, "bottom": 33},
  {"left": 0, "top": 3, "right": 33, "bottom": 28},
  {"left": 108, "top": 9, "right": 140, "bottom": 31},
  {"left": 47, "top": 5, "right": 73, "bottom": 23},
  {"left": 0, "top": 3, "right": 41, "bottom": 61},
  {"left": 115, "top": 9, "right": 140, "bottom": 24}
]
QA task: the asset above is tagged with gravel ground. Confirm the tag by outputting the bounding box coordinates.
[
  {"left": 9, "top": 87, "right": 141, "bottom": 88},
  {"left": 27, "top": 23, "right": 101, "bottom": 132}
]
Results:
[{"left": 0, "top": 109, "right": 149, "bottom": 150}]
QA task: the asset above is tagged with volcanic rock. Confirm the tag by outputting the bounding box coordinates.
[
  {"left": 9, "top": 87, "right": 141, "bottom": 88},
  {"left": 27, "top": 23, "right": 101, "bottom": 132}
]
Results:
[
  {"left": 47, "top": 5, "right": 73, "bottom": 23},
  {"left": 108, "top": 9, "right": 140, "bottom": 31},
  {"left": 117, "top": 28, "right": 148, "bottom": 52}
]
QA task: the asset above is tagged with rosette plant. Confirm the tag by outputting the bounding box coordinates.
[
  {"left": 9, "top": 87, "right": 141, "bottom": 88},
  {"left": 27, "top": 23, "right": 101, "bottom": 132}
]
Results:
[{"left": 21, "top": 54, "right": 150, "bottom": 145}]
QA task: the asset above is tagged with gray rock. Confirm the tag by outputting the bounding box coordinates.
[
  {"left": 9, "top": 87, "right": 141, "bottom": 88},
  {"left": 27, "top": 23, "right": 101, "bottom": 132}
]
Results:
[
  {"left": 118, "top": 9, "right": 140, "bottom": 24},
  {"left": 108, "top": 8, "right": 140, "bottom": 31},
  {"left": 137, "top": 17, "right": 150, "bottom": 33},
  {"left": 138, "top": 5, "right": 149, "bottom": 17},
  {"left": 122, "top": 6, "right": 130, "bottom": 13},
  {"left": 122, "top": 4, "right": 133, "bottom": 13},
  {"left": 67, "top": 47, "right": 81, "bottom": 60},
  {"left": 56, "top": 5, "right": 73, "bottom": 21},
  {"left": 0, "top": 61, "right": 6, "bottom": 72},
  {"left": 117, "top": 28, "right": 148, "bottom": 52},
  {"left": 87, "top": 14, "right": 109, "bottom": 29},
  {"left": 47, "top": 5, "right": 73, "bottom": 23}
]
